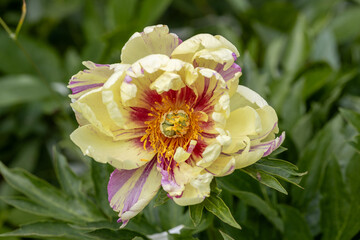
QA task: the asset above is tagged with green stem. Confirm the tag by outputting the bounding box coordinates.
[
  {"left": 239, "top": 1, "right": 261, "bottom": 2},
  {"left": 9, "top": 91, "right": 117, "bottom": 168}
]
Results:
[
  {"left": 0, "top": 2, "right": 73, "bottom": 123},
  {"left": 0, "top": 17, "right": 15, "bottom": 39},
  {"left": 15, "top": 0, "right": 26, "bottom": 38},
  {"left": 260, "top": 184, "right": 271, "bottom": 205}
]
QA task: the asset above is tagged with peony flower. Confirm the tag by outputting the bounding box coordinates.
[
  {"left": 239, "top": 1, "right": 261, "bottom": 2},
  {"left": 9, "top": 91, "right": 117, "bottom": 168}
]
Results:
[{"left": 68, "top": 25, "right": 284, "bottom": 227}]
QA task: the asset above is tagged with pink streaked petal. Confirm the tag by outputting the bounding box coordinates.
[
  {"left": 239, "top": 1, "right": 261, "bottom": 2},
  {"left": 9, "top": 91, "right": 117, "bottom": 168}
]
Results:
[
  {"left": 157, "top": 158, "right": 183, "bottom": 197},
  {"left": 108, "top": 159, "right": 161, "bottom": 228},
  {"left": 214, "top": 62, "right": 242, "bottom": 82},
  {"left": 68, "top": 61, "right": 114, "bottom": 100},
  {"left": 251, "top": 132, "right": 285, "bottom": 157}
]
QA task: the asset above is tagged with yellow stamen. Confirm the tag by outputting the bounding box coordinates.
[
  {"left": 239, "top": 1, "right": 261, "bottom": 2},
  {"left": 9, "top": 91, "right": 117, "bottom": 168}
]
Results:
[{"left": 140, "top": 96, "right": 203, "bottom": 172}]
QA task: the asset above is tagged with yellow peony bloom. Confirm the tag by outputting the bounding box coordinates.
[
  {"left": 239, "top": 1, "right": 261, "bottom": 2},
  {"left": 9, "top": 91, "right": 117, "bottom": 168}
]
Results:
[{"left": 68, "top": 25, "right": 284, "bottom": 227}]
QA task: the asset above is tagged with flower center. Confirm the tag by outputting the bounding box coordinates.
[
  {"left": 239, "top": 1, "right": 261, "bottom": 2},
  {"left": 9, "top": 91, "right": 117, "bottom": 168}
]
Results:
[
  {"left": 160, "top": 110, "right": 190, "bottom": 138},
  {"left": 140, "top": 96, "right": 204, "bottom": 171}
]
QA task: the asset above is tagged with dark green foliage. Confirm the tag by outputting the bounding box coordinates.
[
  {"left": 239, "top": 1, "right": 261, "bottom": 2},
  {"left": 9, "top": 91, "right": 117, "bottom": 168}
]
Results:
[{"left": 1, "top": 0, "right": 360, "bottom": 239}]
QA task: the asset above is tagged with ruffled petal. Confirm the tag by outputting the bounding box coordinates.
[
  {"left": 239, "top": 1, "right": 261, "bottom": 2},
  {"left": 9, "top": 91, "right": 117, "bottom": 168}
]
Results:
[
  {"left": 108, "top": 160, "right": 161, "bottom": 227},
  {"left": 204, "top": 154, "right": 235, "bottom": 177},
  {"left": 233, "top": 136, "right": 264, "bottom": 169},
  {"left": 171, "top": 34, "right": 226, "bottom": 63},
  {"left": 214, "top": 63, "right": 242, "bottom": 97},
  {"left": 214, "top": 35, "right": 240, "bottom": 57},
  {"left": 150, "top": 72, "right": 185, "bottom": 94},
  {"left": 121, "top": 25, "right": 182, "bottom": 64},
  {"left": 68, "top": 61, "right": 117, "bottom": 100},
  {"left": 70, "top": 125, "right": 154, "bottom": 169},
  {"left": 194, "top": 48, "right": 235, "bottom": 70},
  {"left": 196, "top": 143, "right": 222, "bottom": 168},
  {"left": 251, "top": 131, "right": 285, "bottom": 157},
  {"left": 230, "top": 85, "right": 268, "bottom": 112},
  {"left": 71, "top": 88, "right": 122, "bottom": 138},
  {"left": 232, "top": 132, "right": 284, "bottom": 169},
  {"left": 226, "top": 106, "right": 262, "bottom": 137},
  {"left": 251, "top": 105, "right": 279, "bottom": 143},
  {"left": 172, "top": 34, "right": 239, "bottom": 66},
  {"left": 173, "top": 173, "right": 213, "bottom": 206},
  {"left": 102, "top": 70, "right": 146, "bottom": 130}
]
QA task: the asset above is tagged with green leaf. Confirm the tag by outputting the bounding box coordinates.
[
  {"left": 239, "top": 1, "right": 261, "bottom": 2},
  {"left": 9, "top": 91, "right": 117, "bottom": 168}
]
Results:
[
  {"left": 137, "top": 0, "right": 173, "bottom": 27},
  {"left": 241, "top": 168, "right": 288, "bottom": 194},
  {"left": 0, "top": 32, "right": 63, "bottom": 82},
  {"left": 310, "top": 29, "right": 340, "bottom": 70},
  {"left": 53, "top": 147, "right": 82, "bottom": 198},
  {"left": 154, "top": 188, "right": 170, "bottom": 208},
  {"left": 0, "top": 75, "right": 51, "bottom": 107},
  {"left": 210, "top": 178, "right": 222, "bottom": 196},
  {"left": 278, "top": 205, "right": 312, "bottom": 240},
  {"left": 224, "top": 189, "right": 283, "bottom": 232},
  {"left": 87, "top": 229, "right": 149, "bottom": 240},
  {"left": 204, "top": 194, "right": 241, "bottom": 229},
  {"left": 0, "top": 196, "right": 63, "bottom": 220},
  {"left": 107, "top": 0, "right": 138, "bottom": 30},
  {"left": 0, "top": 221, "right": 90, "bottom": 240},
  {"left": 264, "top": 36, "right": 286, "bottom": 78},
  {"left": 219, "top": 230, "right": 235, "bottom": 240},
  {"left": 282, "top": 15, "right": 308, "bottom": 73},
  {"left": 253, "top": 159, "right": 307, "bottom": 187},
  {"left": 189, "top": 203, "right": 204, "bottom": 226},
  {"left": 338, "top": 154, "right": 360, "bottom": 240},
  {"left": 339, "top": 108, "right": 360, "bottom": 133},
  {"left": 0, "top": 161, "right": 104, "bottom": 223},
  {"left": 242, "top": 51, "right": 268, "bottom": 97},
  {"left": 330, "top": 7, "right": 360, "bottom": 43},
  {"left": 267, "top": 146, "right": 288, "bottom": 157},
  {"left": 320, "top": 157, "right": 351, "bottom": 240},
  {"left": 91, "top": 161, "right": 115, "bottom": 218},
  {"left": 302, "top": 65, "right": 333, "bottom": 100},
  {"left": 292, "top": 116, "right": 350, "bottom": 208}
]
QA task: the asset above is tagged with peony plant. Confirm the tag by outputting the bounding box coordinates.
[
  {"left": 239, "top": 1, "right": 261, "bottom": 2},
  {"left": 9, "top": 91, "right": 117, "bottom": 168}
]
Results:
[{"left": 68, "top": 25, "right": 284, "bottom": 227}]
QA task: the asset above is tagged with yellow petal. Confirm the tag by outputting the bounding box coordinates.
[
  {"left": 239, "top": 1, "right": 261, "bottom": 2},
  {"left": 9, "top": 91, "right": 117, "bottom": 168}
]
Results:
[
  {"left": 227, "top": 106, "right": 262, "bottom": 136},
  {"left": 150, "top": 72, "right": 185, "bottom": 94},
  {"left": 253, "top": 105, "right": 279, "bottom": 143},
  {"left": 102, "top": 70, "right": 146, "bottom": 129},
  {"left": 174, "top": 147, "right": 191, "bottom": 163},
  {"left": 194, "top": 48, "right": 235, "bottom": 71},
  {"left": 173, "top": 173, "right": 213, "bottom": 206},
  {"left": 234, "top": 141, "right": 265, "bottom": 169},
  {"left": 71, "top": 88, "right": 119, "bottom": 137},
  {"left": 196, "top": 143, "right": 222, "bottom": 168},
  {"left": 205, "top": 154, "right": 235, "bottom": 177},
  {"left": 102, "top": 71, "right": 128, "bottom": 129},
  {"left": 215, "top": 35, "right": 240, "bottom": 57},
  {"left": 172, "top": 34, "right": 224, "bottom": 63},
  {"left": 230, "top": 85, "right": 268, "bottom": 112},
  {"left": 121, "top": 25, "right": 181, "bottom": 64},
  {"left": 120, "top": 81, "right": 138, "bottom": 105},
  {"left": 70, "top": 125, "right": 154, "bottom": 170}
]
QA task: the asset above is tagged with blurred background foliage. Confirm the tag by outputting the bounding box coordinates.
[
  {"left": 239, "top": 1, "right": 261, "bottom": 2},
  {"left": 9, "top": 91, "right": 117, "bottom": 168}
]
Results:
[{"left": 0, "top": 0, "right": 359, "bottom": 239}]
